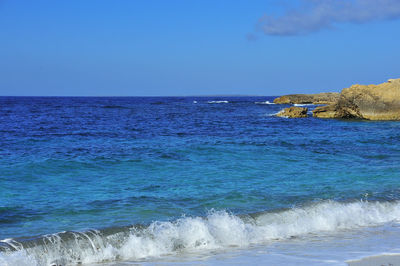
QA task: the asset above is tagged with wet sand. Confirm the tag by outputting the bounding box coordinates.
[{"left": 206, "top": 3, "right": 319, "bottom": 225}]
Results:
[{"left": 347, "top": 254, "right": 400, "bottom": 266}]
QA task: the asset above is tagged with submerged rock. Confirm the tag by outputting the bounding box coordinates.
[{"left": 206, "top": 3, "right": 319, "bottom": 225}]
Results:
[
  {"left": 273, "top": 92, "right": 339, "bottom": 104},
  {"left": 313, "top": 78, "right": 400, "bottom": 120},
  {"left": 277, "top": 107, "right": 308, "bottom": 118}
]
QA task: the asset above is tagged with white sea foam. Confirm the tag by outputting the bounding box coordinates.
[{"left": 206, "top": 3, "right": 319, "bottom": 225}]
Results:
[
  {"left": 265, "top": 110, "right": 283, "bottom": 117},
  {"left": 207, "top": 101, "right": 229, "bottom": 104},
  {"left": 264, "top": 113, "right": 277, "bottom": 117},
  {"left": 293, "top": 103, "right": 314, "bottom": 106},
  {"left": 193, "top": 100, "right": 197, "bottom": 104},
  {"left": 274, "top": 109, "right": 287, "bottom": 118},
  {"left": 0, "top": 250, "right": 37, "bottom": 266},
  {"left": 255, "top": 101, "right": 274, "bottom": 105},
  {"left": 1, "top": 200, "right": 400, "bottom": 265}
]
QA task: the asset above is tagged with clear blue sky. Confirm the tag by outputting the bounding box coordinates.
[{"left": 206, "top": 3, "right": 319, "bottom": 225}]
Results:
[{"left": 1, "top": 0, "right": 400, "bottom": 96}]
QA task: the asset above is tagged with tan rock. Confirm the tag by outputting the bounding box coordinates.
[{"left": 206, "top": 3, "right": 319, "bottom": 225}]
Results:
[
  {"left": 273, "top": 92, "right": 339, "bottom": 104},
  {"left": 312, "top": 104, "right": 338, "bottom": 118},
  {"left": 313, "top": 78, "right": 400, "bottom": 120},
  {"left": 277, "top": 107, "right": 308, "bottom": 118}
]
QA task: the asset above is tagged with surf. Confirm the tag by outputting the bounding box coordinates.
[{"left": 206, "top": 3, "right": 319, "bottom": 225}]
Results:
[{"left": 1, "top": 200, "right": 400, "bottom": 265}]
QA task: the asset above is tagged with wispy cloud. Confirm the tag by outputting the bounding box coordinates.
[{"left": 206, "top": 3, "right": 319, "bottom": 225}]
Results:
[{"left": 257, "top": 0, "right": 400, "bottom": 36}]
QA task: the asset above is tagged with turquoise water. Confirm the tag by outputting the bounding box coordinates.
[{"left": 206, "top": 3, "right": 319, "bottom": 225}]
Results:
[{"left": 1, "top": 97, "right": 400, "bottom": 265}]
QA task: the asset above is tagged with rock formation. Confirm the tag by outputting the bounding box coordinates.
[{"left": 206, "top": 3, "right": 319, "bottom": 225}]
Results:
[
  {"left": 313, "top": 79, "right": 400, "bottom": 120},
  {"left": 277, "top": 107, "right": 308, "bottom": 118},
  {"left": 273, "top": 92, "right": 339, "bottom": 104}
]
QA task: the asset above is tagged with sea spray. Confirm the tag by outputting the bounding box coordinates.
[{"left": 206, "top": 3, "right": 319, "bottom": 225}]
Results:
[
  {"left": 255, "top": 101, "right": 274, "bottom": 104},
  {"left": 1, "top": 200, "right": 400, "bottom": 265}
]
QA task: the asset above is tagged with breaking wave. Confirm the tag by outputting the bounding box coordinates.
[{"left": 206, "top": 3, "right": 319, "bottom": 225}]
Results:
[
  {"left": 1, "top": 200, "right": 400, "bottom": 265},
  {"left": 255, "top": 101, "right": 274, "bottom": 105},
  {"left": 293, "top": 103, "right": 315, "bottom": 106}
]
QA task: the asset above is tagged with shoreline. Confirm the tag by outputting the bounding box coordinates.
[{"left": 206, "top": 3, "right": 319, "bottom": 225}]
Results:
[{"left": 347, "top": 253, "right": 400, "bottom": 266}]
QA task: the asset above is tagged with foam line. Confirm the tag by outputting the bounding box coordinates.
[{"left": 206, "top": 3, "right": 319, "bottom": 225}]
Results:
[{"left": 1, "top": 200, "right": 400, "bottom": 265}]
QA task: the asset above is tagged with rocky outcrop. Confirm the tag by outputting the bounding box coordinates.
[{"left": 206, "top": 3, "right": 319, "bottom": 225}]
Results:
[
  {"left": 313, "top": 79, "right": 400, "bottom": 120},
  {"left": 273, "top": 92, "right": 339, "bottom": 104},
  {"left": 311, "top": 104, "right": 337, "bottom": 119},
  {"left": 277, "top": 107, "right": 308, "bottom": 118}
]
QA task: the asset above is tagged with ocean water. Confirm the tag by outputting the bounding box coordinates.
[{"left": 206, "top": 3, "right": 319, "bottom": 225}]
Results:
[{"left": 0, "top": 96, "right": 400, "bottom": 266}]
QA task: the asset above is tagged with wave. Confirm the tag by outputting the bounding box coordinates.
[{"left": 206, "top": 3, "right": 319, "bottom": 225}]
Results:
[
  {"left": 274, "top": 109, "right": 288, "bottom": 118},
  {"left": 207, "top": 101, "right": 229, "bottom": 104},
  {"left": 255, "top": 101, "right": 274, "bottom": 105},
  {"left": 265, "top": 111, "right": 281, "bottom": 117},
  {"left": 293, "top": 103, "right": 315, "bottom": 107},
  {"left": 1, "top": 200, "right": 400, "bottom": 265}
]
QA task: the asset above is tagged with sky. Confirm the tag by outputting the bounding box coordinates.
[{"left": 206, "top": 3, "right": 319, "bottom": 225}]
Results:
[{"left": 1, "top": 0, "right": 400, "bottom": 96}]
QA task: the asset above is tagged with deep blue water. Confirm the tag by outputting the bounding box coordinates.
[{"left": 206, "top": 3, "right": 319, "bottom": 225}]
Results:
[{"left": 1, "top": 96, "right": 400, "bottom": 265}]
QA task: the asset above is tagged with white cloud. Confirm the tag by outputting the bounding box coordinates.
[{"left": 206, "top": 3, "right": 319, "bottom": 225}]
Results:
[{"left": 258, "top": 0, "right": 400, "bottom": 36}]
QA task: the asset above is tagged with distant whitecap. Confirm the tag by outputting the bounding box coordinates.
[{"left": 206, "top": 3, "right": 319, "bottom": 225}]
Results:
[
  {"left": 207, "top": 100, "right": 229, "bottom": 104},
  {"left": 255, "top": 101, "right": 274, "bottom": 105}
]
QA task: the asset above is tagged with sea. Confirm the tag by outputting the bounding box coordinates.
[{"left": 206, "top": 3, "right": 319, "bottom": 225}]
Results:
[{"left": 0, "top": 96, "right": 400, "bottom": 266}]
